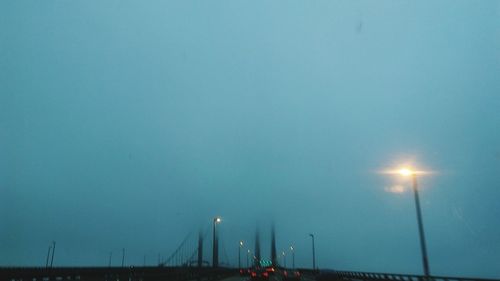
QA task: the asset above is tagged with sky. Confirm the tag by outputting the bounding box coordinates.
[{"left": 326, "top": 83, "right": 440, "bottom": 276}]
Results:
[{"left": 1, "top": 0, "right": 499, "bottom": 278}]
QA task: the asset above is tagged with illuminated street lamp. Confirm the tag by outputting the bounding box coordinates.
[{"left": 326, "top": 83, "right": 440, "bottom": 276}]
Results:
[
  {"left": 390, "top": 167, "right": 430, "bottom": 277},
  {"left": 238, "top": 241, "right": 244, "bottom": 269},
  {"left": 212, "top": 216, "right": 222, "bottom": 268},
  {"left": 290, "top": 246, "right": 295, "bottom": 269},
  {"left": 247, "top": 249, "right": 251, "bottom": 268},
  {"left": 282, "top": 251, "right": 286, "bottom": 268}
]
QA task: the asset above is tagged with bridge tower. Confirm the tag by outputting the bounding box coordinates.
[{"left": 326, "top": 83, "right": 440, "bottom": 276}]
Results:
[
  {"left": 254, "top": 228, "right": 261, "bottom": 267},
  {"left": 271, "top": 224, "right": 277, "bottom": 267},
  {"left": 198, "top": 230, "right": 203, "bottom": 267}
]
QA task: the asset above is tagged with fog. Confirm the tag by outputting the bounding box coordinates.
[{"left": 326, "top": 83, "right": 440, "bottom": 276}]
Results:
[{"left": 1, "top": 1, "right": 499, "bottom": 278}]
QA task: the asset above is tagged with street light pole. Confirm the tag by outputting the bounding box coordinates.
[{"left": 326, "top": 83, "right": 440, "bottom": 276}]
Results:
[
  {"left": 45, "top": 245, "right": 52, "bottom": 268},
  {"left": 247, "top": 250, "right": 250, "bottom": 268},
  {"left": 290, "top": 246, "right": 295, "bottom": 269},
  {"left": 212, "top": 217, "right": 221, "bottom": 268},
  {"left": 122, "top": 248, "right": 125, "bottom": 267},
  {"left": 50, "top": 241, "right": 56, "bottom": 268},
  {"left": 309, "top": 234, "right": 316, "bottom": 270},
  {"left": 282, "top": 251, "right": 286, "bottom": 268},
  {"left": 412, "top": 173, "right": 430, "bottom": 277},
  {"left": 239, "top": 241, "right": 243, "bottom": 270}
]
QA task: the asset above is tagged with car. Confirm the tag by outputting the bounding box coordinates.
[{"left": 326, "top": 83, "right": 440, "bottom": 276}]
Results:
[
  {"left": 282, "top": 269, "right": 301, "bottom": 281},
  {"left": 239, "top": 268, "right": 251, "bottom": 276},
  {"left": 250, "top": 268, "right": 270, "bottom": 280}
]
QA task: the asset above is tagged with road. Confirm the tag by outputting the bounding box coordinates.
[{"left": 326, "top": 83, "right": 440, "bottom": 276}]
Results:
[{"left": 220, "top": 274, "right": 316, "bottom": 281}]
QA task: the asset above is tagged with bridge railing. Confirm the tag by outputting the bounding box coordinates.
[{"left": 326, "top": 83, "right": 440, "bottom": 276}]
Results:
[
  {"left": 0, "top": 266, "right": 237, "bottom": 281},
  {"left": 323, "top": 270, "right": 500, "bottom": 281}
]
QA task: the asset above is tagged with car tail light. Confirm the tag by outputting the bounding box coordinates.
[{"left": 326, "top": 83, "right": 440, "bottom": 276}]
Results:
[{"left": 263, "top": 272, "right": 269, "bottom": 277}]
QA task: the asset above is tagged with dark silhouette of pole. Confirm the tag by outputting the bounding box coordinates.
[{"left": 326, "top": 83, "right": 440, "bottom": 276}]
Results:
[
  {"left": 121, "top": 248, "right": 125, "bottom": 267},
  {"left": 45, "top": 245, "right": 52, "bottom": 268},
  {"left": 412, "top": 174, "right": 430, "bottom": 276},
  {"left": 198, "top": 231, "right": 203, "bottom": 268},
  {"left": 246, "top": 250, "right": 250, "bottom": 268},
  {"left": 50, "top": 241, "right": 56, "bottom": 268},
  {"left": 290, "top": 246, "right": 295, "bottom": 269},
  {"left": 309, "top": 234, "right": 316, "bottom": 270},
  {"left": 212, "top": 217, "right": 221, "bottom": 268},
  {"left": 108, "top": 252, "right": 112, "bottom": 267},
  {"left": 238, "top": 241, "right": 243, "bottom": 269},
  {"left": 282, "top": 251, "right": 286, "bottom": 268}
]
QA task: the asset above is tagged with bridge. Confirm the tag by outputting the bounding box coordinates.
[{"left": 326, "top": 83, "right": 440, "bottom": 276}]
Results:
[{"left": 2, "top": 224, "right": 499, "bottom": 281}]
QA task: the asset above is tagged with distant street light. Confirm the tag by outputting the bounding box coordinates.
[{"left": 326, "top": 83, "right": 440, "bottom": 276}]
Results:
[
  {"left": 290, "top": 246, "right": 295, "bottom": 269},
  {"left": 247, "top": 250, "right": 251, "bottom": 268},
  {"left": 397, "top": 167, "right": 431, "bottom": 277},
  {"left": 309, "top": 234, "right": 316, "bottom": 270},
  {"left": 212, "top": 216, "right": 222, "bottom": 268},
  {"left": 282, "top": 251, "right": 286, "bottom": 268},
  {"left": 239, "top": 241, "right": 244, "bottom": 269}
]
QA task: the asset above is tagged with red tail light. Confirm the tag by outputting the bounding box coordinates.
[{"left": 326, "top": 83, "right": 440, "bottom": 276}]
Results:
[{"left": 263, "top": 272, "right": 269, "bottom": 277}]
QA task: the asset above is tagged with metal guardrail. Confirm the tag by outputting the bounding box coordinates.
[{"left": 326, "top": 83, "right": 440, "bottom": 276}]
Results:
[
  {"left": 0, "top": 266, "right": 236, "bottom": 281},
  {"left": 320, "top": 270, "right": 500, "bottom": 281}
]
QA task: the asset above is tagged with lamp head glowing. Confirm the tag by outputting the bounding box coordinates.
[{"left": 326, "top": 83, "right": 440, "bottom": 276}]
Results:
[
  {"left": 239, "top": 241, "right": 244, "bottom": 247},
  {"left": 214, "top": 217, "right": 222, "bottom": 223},
  {"left": 398, "top": 168, "right": 414, "bottom": 176}
]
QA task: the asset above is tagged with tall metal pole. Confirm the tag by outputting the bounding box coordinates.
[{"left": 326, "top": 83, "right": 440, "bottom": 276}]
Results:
[
  {"left": 212, "top": 218, "right": 219, "bottom": 268},
  {"left": 50, "top": 241, "right": 56, "bottom": 268},
  {"left": 108, "top": 252, "right": 112, "bottom": 267},
  {"left": 246, "top": 250, "right": 250, "bottom": 268},
  {"left": 45, "top": 245, "right": 52, "bottom": 268},
  {"left": 238, "top": 244, "right": 241, "bottom": 269},
  {"left": 412, "top": 174, "right": 430, "bottom": 277},
  {"left": 291, "top": 247, "right": 295, "bottom": 269},
  {"left": 309, "top": 234, "right": 316, "bottom": 270}
]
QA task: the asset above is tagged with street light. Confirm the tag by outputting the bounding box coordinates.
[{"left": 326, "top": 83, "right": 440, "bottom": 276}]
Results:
[
  {"left": 282, "top": 251, "right": 286, "bottom": 268},
  {"left": 309, "top": 234, "right": 316, "bottom": 270},
  {"left": 247, "top": 250, "right": 251, "bottom": 268},
  {"left": 212, "top": 216, "right": 222, "bottom": 268},
  {"left": 239, "top": 241, "right": 244, "bottom": 269},
  {"left": 397, "top": 168, "right": 431, "bottom": 277},
  {"left": 290, "top": 246, "right": 295, "bottom": 269}
]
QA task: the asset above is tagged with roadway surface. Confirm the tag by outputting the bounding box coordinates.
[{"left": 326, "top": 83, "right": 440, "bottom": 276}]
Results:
[{"left": 220, "top": 274, "right": 316, "bottom": 281}]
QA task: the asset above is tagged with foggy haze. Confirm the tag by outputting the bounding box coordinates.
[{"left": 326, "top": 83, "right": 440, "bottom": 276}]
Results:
[{"left": 1, "top": 1, "right": 499, "bottom": 279}]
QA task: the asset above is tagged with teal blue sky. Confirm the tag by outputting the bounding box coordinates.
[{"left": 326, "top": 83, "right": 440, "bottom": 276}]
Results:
[{"left": 1, "top": 1, "right": 499, "bottom": 278}]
